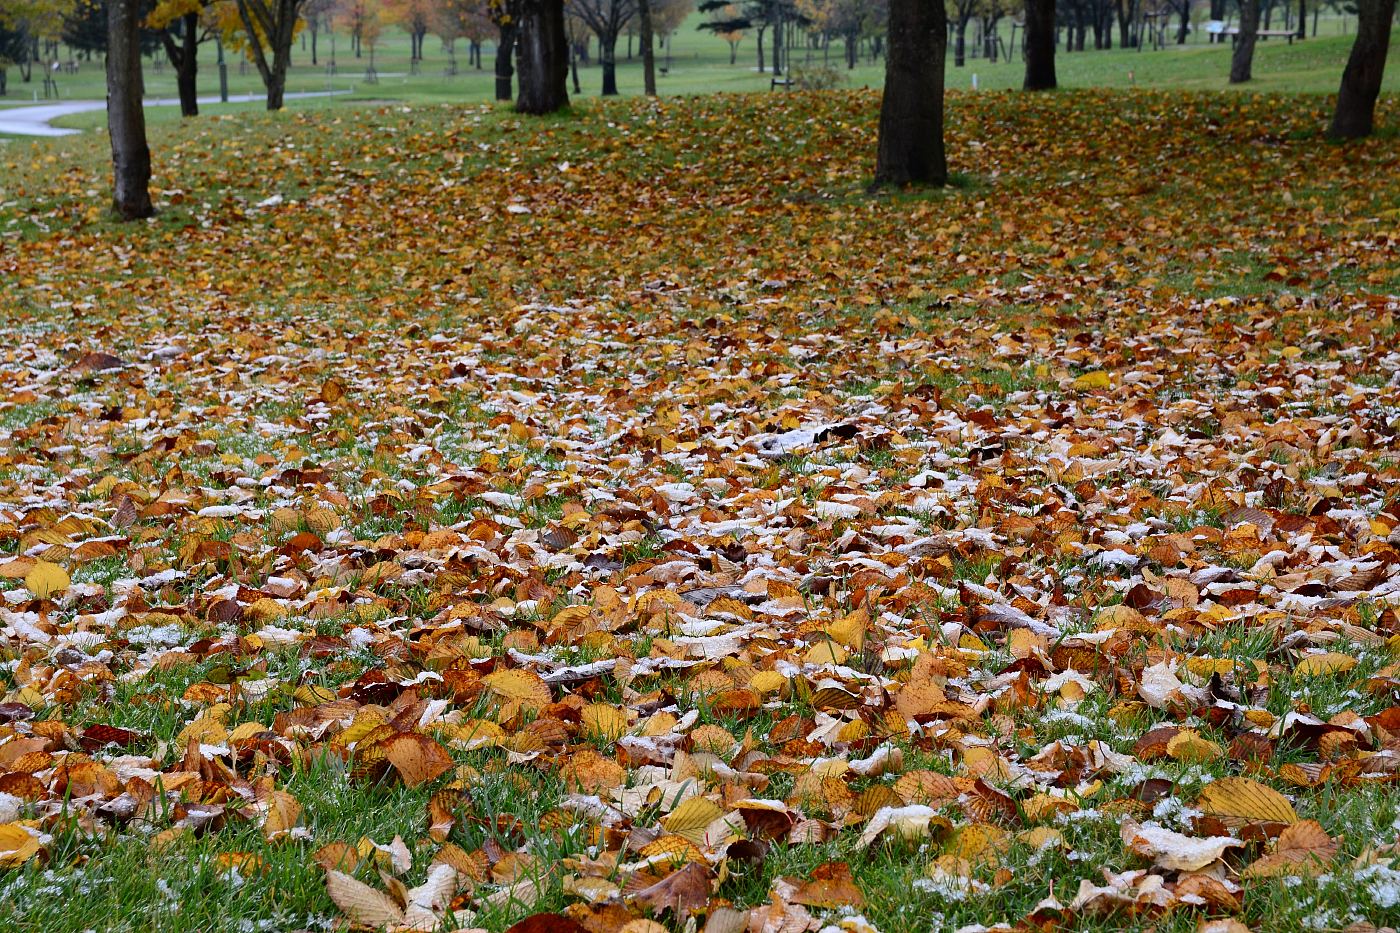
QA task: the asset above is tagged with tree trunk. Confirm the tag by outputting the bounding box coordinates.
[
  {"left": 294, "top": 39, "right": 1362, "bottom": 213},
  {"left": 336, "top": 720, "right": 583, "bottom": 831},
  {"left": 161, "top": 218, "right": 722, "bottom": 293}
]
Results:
[
  {"left": 177, "top": 12, "right": 198, "bottom": 116},
  {"left": 1024, "top": 0, "right": 1057, "bottom": 89},
  {"left": 311, "top": 22, "right": 318, "bottom": 66},
  {"left": 873, "top": 0, "right": 947, "bottom": 187},
  {"left": 600, "top": 32, "right": 618, "bottom": 95},
  {"left": 772, "top": 5, "right": 783, "bottom": 75},
  {"left": 1329, "top": 0, "right": 1395, "bottom": 138},
  {"left": 1177, "top": 2, "right": 1189, "bottom": 43},
  {"left": 160, "top": 13, "right": 201, "bottom": 117},
  {"left": 639, "top": 0, "right": 657, "bottom": 96},
  {"left": 515, "top": 0, "right": 569, "bottom": 114},
  {"left": 757, "top": 24, "right": 766, "bottom": 72},
  {"left": 495, "top": 23, "right": 516, "bottom": 100},
  {"left": 234, "top": 0, "right": 298, "bottom": 111},
  {"left": 1230, "top": 0, "right": 1259, "bottom": 82},
  {"left": 1296, "top": 0, "right": 1306, "bottom": 38},
  {"left": 106, "top": 0, "right": 154, "bottom": 220},
  {"left": 266, "top": 61, "right": 286, "bottom": 110}
]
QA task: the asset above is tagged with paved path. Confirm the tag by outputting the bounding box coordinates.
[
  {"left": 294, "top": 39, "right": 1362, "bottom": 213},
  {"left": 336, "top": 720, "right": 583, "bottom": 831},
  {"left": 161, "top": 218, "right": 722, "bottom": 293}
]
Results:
[{"left": 0, "top": 90, "right": 348, "bottom": 138}]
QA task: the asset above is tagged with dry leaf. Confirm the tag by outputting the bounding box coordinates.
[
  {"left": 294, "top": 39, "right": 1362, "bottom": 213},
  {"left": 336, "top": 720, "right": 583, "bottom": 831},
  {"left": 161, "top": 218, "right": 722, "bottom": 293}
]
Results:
[
  {"left": 23, "top": 561, "right": 69, "bottom": 599},
  {"left": 1196, "top": 778, "right": 1298, "bottom": 826},
  {"left": 1121, "top": 819, "right": 1240, "bottom": 871}
]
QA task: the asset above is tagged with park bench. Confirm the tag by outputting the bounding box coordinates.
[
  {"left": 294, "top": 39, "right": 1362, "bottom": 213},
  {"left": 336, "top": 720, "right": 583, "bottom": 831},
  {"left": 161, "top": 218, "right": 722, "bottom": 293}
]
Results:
[
  {"left": 1206, "top": 20, "right": 1303, "bottom": 44},
  {"left": 771, "top": 76, "right": 793, "bottom": 90}
]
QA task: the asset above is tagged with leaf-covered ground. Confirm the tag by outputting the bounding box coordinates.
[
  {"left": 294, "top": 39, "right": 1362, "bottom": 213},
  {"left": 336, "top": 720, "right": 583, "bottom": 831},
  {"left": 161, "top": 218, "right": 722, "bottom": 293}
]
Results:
[{"left": 1, "top": 90, "right": 1399, "bottom": 933}]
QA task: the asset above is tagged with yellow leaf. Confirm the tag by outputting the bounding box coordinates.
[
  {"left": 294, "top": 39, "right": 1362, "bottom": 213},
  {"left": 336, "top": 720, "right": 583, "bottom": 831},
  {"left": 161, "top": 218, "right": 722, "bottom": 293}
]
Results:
[
  {"left": 1166, "top": 729, "right": 1224, "bottom": 763},
  {"left": 0, "top": 823, "right": 41, "bottom": 867},
  {"left": 1071, "top": 371, "right": 1112, "bottom": 391},
  {"left": 294, "top": 684, "right": 337, "bottom": 706},
  {"left": 263, "top": 790, "right": 304, "bottom": 843},
  {"left": 805, "top": 640, "right": 848, "bottom": 665},
  {"left": 825, "top": 607, "right": 868, "bottom": 651},
  {"left": 482, "top": 669, "right": 552, "bottom": 712},
  {"left": 1196, "top": 778, "right": 1297, "bottom": 826},
  {"left": 581, "top": 703, "right": 628, "bottom": 742},
  {"left": 749, "top": 670, "right": 786, "bottom": 695},
  {"left": 1293, "top": 652, "right": 1357, "bottom": 677},
  {"left": 338, "top": 707, "right": 389, "bottom": 747},
  {"left": 228, "top": 721, "right": 267, "bottom": 744},
  {"left": 24, "top": 561, "right": 69, "bottom": 599},
  {"left": 959, "top": 633, "right": 988, "bottom": 652},
  {"left": 948, "top": 823, "right": 1008, "bottom": 865},
  {"left": 661, "top": 796, "right": 724, "bottom": 841}
]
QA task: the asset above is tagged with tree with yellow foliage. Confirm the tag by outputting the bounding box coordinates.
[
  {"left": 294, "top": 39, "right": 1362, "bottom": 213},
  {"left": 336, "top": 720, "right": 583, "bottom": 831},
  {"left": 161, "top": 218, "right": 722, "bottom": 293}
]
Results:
[
  {"left": 222, "top": 0, "right": 308, "bottom": 109},
  {"left": 146, "top": 0, "right": 215, "bottom": 115}
]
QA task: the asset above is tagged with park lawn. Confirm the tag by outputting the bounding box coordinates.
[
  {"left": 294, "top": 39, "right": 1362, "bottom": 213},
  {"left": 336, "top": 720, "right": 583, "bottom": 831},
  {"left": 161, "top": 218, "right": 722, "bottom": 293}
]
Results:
[{"left": 0, "top": 87, "right": 1399, "bottom": 933}]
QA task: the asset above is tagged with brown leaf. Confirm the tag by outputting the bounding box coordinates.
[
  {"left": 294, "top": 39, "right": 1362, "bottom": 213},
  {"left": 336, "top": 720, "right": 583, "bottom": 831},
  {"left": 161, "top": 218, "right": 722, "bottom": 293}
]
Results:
[
  {"left": 630, "top": 862, "right": 713, "bottom": 917},
  {"left": 789, "top": 860, "right": 865, "bottom": 908},
  {"left": 504, "top": 915, "right": 589, "bottom": 933},
  {"left": 1242, "top": 819, "right": 1338, "bottom": 878},
  {"left": 382, "top": 732, "right": 454, "bottom": 787}
]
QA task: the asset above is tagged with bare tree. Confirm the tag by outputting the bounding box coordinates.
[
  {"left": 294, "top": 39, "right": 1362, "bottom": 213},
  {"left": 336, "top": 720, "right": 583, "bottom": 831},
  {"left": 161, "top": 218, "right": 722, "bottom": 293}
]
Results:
[{"left": 569, "top": 0, "right": 637, "bottom": 95}]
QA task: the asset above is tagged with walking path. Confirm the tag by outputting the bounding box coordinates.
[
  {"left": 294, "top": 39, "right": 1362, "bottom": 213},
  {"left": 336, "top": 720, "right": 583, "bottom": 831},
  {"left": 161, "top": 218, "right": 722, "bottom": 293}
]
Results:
[{"left": 0, "top": 90, "right": 348, "bottom": 138}]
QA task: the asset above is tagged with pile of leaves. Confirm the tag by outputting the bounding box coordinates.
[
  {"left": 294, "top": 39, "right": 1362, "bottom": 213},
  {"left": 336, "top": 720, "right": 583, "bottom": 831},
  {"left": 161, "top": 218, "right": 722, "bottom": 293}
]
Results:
[{"left": 0, "top": 89, "right": 1398, "bottom": 932}]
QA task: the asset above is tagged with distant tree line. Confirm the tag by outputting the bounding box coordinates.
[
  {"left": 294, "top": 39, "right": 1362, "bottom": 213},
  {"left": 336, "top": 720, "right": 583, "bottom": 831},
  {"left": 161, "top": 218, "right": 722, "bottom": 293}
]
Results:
[{"left": 4, "top": 0, "right": 1391, "bottom": 218}]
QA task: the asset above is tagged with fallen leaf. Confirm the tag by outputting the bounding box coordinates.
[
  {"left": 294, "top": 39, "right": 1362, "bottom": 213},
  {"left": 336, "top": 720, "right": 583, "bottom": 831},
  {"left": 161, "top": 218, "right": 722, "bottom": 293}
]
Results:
[
  {"left": 24, "top": 561, "right": 69, "bottom": 599},
  {"left": 1196, "top": 778, "right": 1298, "bottom": 826},
  {"left": 1242, "top": 819, "right": 1338, "bottom": 878},
  {"left": 1121, "top": 819, "right": 1240, "bottom": 871}
]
